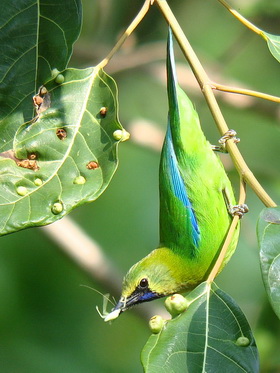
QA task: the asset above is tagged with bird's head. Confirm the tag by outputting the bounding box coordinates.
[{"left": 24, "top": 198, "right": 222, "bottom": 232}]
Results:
[{"left": 104, "top": 248, "right": 184, "bottom": 322}]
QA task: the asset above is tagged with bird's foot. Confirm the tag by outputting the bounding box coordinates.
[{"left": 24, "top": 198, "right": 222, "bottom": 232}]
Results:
[
  {"left": 211, "top": 144, "right": 227, "bottom": 153},
  {"left": 212, "top": 129, "right": 240, "bottom": 152},
  {"left": 229, "top": 204, "right": 249, "bottom": 218}
]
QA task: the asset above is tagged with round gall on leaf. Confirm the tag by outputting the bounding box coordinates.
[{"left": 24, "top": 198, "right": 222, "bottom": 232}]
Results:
[
  {"left": 73, "top": 176, "right": 86, "bottom": 185},
  {"left": 113, "top": 129, "right": 130, "bottom": 142},
  {"left": 113, "top": 130, "right": 124, "bottom": 141},
  {"left": 55, "top": 74, "right": 65, "bottom": 84},
  {"left": 165, "top": 294, "right": 188, "bottom": 317},
  {"left": 149, "top": 315, "right": 165, "bottom": 334},
  {"left": 51, "top": 68, "right": 60, "bottom": 78},
  {"left": 236, "top": 336, "right": 250, "bottom": 347},
  {"left": 34, "top": 178, "right": 43, "bottom": 186},
  {"left": 51, "top": 202, "right": 63, "bottom": 215},
  {"left": 16, "top": 186, "right": 28, "bottom": 196}
]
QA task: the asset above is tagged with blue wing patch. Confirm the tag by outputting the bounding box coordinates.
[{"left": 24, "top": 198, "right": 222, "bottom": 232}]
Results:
[{"left": 166, "top": 124, "right": 200, "bottom": 247}]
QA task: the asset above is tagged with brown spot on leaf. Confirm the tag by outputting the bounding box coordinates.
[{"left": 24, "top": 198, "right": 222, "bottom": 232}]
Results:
[
  {"left": 33, "top": 85, "right": 51, "bottom": 115},
  {"left": 100, "top": 107, "right": 107, "bottom": 117},
  {"left": 87, "top": 161, "right": 99, "bottom": 170},
  {"left": 28, "top": 152, "right": 37, "bottom": 160},
  {"left": 17, "top": 159, "right": 39, "bottom": 171},
  {"left": 33, "top": 95, "right": 44, "bottom": 107},
  {"left": 0, "top": 149, "right": 39, "bottom": 171},
  {"left": 56, "top": 128, "right": 67, "bottom": 140}
]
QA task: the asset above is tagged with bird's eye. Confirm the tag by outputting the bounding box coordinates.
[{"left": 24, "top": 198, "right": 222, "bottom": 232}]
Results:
[{"left": 139, "top": 278, "right": 149, "bottom": 289}]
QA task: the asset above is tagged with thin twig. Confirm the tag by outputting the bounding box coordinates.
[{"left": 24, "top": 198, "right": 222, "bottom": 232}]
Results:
[
  {"left": 207, "top": 179, "right": 246, "bottom": 284},
  {"left": 96, "top": 0, "right": 152, "bottom": 70},
  {"left": 156, "top": 1, "right": 209, "bottom": 88},
  {"left": 211, "top": 82, "right": 280, "bottom": 103},
  {"left": 217, "top": 0, "right": 265, "bottom": 38},
  {"left": 155, "top": 0, "right": 277, "bottom": 208}
]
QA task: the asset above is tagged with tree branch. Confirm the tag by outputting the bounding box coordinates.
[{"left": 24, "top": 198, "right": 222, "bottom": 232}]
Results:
[
  {"left": 97, "top": 0, "right": 152, "bottom": 70},
  {"left": 207, "top": 179, "right": 246, "bottom": 284},
  {"left": 155, "top": 0, "right": 277, "bottom": 208},
  {"left": 211, "top": 81, "right": 280, "bottom": 103},
  {"left": 217, "top": 0, "right": 265, "bottom": 38}
]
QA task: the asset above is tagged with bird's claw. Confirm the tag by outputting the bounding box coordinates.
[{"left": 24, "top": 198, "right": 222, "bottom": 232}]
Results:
[
  {"left": 211, "top": 145, "right": 228, "bottom": 153},
  {"left": 212, "top": 130, "right": 240, "bottom": 153},
  {"left": 229, "top": 204, "right": 249, "bottom": 218},
  {"left": 218, "top": 129, "right": 240, "bottom": 151}
]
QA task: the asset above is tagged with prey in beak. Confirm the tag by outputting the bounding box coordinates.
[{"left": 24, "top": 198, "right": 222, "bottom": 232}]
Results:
[{"left": 104, "top": 298, "right": 127, "bottom": 322}]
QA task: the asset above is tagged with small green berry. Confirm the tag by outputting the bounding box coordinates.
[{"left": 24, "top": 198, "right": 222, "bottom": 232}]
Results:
[
  {"left": 149, "top": 315, "right": 165, "bottom": 334},
  {"left": 51, "top": 202, "right": 63, "bottom": 214},
  {"left": 165, "top": 294, "right": 188, "bottom": 317},
  {"left": 34, "top": 178, "right": 43, "bottom": 186},
  {"left": 236, "top": 336, "right": 250, "bottom": 347},
  {"left": 113, "top": 129, "right": 130, "bottom": 142},
  {"left": 16, "top": 186, "right": 28, "bottom": 196},
  {"left": 55, "top": 74, "right": 64, "bottom": 84},
  {"left": 73, "top": 176, "right": 86, "bottom": 185}
]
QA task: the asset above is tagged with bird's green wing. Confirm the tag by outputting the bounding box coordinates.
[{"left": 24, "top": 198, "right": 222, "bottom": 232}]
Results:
[{"left": 159, "top": 30, "right": 237, "bottom": 262}]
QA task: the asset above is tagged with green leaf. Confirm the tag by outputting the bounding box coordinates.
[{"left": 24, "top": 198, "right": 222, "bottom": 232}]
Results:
[
  {"left": 257, "top": 207, "right": 280, "bottom": 320},
  {"left": 263, "top": 32, "right": 280, "bottom": 63},
  {"left": 0, "top": 0, "right": 82, "bottom": 153},
  {"left": 0, "top": 66, "right": 127, "bottom": 235},
  {"left": 0, "top": 1, "right": 128, "bottom": 235},
  {"left": 142, "top": 282, "right": 259, "bottom": 373}
]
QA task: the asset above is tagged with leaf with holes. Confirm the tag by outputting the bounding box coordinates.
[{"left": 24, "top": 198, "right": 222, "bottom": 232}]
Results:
[
  {"left": 257, "top": 207, "right": 280, "bottom": 320},
  {"left": 141, "top": 282, "right": 259, "bottom": 373},
  {"left": 263, "top": 32, "right": 280, "bottom": 63},
  {"left": 0, "top": 66, "right": 128, "bottom": 235},
  {"left": 0, "top": 1, "right": 129, "bottom": 234},
  {"left": 0, "top": 0, "right": 82, "bottom": 153}
]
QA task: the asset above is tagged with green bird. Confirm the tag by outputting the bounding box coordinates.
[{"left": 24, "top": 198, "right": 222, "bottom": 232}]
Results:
[{"left": 104, "top": 31, "right": 239, "bottom": 322}]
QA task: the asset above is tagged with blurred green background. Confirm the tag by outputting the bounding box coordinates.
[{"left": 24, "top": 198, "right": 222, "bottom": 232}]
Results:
[{"left": 1, "top": 0, "right": 280, "bottom": 372}]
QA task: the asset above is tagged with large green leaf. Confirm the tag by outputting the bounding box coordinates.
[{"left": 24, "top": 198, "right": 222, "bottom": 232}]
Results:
[
  {"left": 263, "top": 32, "right": 280, "bottom": 63},
  {"left": 142, "top": 282, "right": 259, "bottom": 373},
  {"left": 257, "top": 207, "right": 280, "bottom": 320},
  {"left": 0, "top": 1, "right": 128, "bottom": 235},
  {"left": 0, "top": 0, "right": 82, "bottom": 153},
  {"left": 0, "top": 66, "right": 126, "bottom": 235}
]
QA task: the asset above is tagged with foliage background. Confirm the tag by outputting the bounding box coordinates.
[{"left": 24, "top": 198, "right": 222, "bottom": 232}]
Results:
[{"left": 0, "top": 0, "right": 279, "bottom": 372}]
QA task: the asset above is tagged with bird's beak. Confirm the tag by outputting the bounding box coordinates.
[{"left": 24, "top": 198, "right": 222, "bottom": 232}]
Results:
[{"left": 104, "top": 293, "right": 141, "bottom": 322}]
